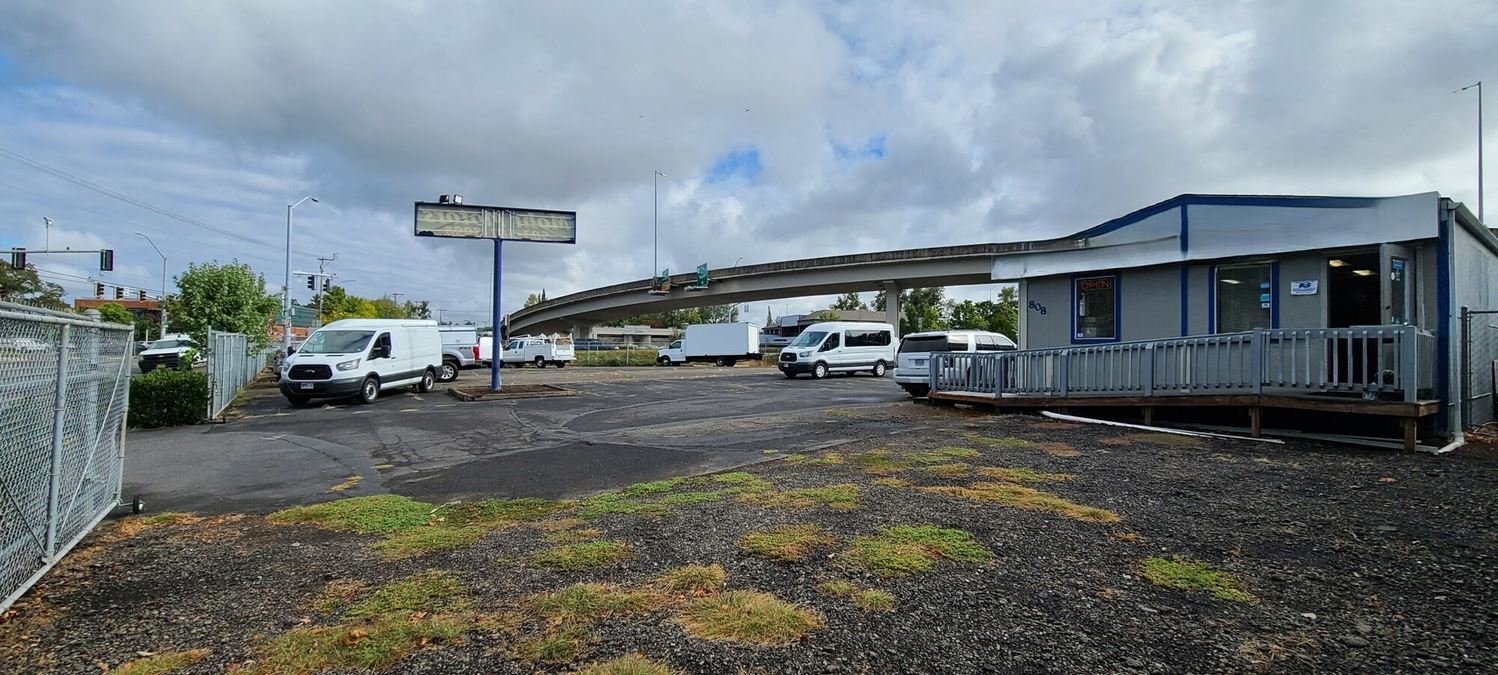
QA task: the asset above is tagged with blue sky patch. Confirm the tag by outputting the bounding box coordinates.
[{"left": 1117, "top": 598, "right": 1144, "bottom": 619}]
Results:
[
  {"left": 707, "top": 146, "right": 762, "bottom": 183},
  {"left": 833, "top": 133, "right": 888, "bottom": 161}
]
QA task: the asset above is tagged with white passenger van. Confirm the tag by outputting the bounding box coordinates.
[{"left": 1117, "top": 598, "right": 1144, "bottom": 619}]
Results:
[
  {"left": 280, "top": 319, "right": 443, "bottom": 406},
  {"left": 777, "top": 321, "right": 896, "bottom": 379},
  {"left": 893, "top": 329, "right": 1016, "bottom": 398}
]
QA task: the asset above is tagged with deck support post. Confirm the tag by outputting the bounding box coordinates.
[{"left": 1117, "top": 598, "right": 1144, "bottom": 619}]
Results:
[
  {"left": 1402, "top": 418, "right": 1418, "bottom": 451},
  {"left": 1142, "top": 406, "right": 1155, "bottom": 426},
  {"left": 1249, "top": 406, "right": 1262, "bottom": 438}
]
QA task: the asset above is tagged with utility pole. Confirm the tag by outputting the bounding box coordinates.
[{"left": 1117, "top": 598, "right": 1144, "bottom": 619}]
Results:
[{"left": 43, "top": 217, "right": 52, "bottom": 251}]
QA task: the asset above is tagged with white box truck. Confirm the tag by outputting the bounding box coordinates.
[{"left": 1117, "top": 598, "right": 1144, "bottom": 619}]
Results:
[{"left": 658, "top": 323, "right": 762, "bottom": 367}]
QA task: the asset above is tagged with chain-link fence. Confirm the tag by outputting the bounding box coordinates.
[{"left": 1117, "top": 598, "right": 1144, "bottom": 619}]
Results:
[
  {"left": 206, "top": 330, "right": 274, "bottom": 419},
  {"left": 0, "top": 300, "right": 133, "bottom": 613},
  {"left": 1460, "top": 307, "right": 1498, "bottom": 429}
]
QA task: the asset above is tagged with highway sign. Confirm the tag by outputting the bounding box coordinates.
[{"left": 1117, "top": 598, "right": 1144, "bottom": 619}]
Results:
[{"left": 414, "top": 202, "right": 577, "bottom": 243}]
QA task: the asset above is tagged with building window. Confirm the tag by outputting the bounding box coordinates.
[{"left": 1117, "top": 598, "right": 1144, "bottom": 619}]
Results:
[
  {"left": 1073, "top": 275, "right": 1117, "bottom": 341},
  {"left": 1215, "top": 263, "right": 1272, "bottom": 333}
]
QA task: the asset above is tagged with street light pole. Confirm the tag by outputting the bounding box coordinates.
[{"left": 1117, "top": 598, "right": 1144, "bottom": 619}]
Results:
[
  {"left": 1459, "top": 81, "right": 1484, "bottom": 224},
  {"left": 133, "top": 232, "right": 167, "bottom": 340},
  {"left": 284, "top": 195, "right": 318, "bottom": 355},
  {"left": 654, "top": 170, "right": 665, "bottom": 284}
]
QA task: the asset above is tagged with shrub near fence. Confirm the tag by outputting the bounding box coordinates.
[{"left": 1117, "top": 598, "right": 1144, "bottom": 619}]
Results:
[
  {"left": 128, "top": 369, "right": 210, "bottom": 428},
  {"left": 574, "top": 348, "right": 661, "bottom": 367}
]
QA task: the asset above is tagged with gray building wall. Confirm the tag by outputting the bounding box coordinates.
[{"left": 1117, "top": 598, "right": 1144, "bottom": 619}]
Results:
[{"left": 1450, "top": 224, "right": 1498, "bottom": 427}]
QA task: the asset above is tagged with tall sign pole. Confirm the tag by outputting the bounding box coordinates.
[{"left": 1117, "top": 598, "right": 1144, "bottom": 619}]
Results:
[{"left": 415, "top": 196, "right": 577, "bottom": 392}]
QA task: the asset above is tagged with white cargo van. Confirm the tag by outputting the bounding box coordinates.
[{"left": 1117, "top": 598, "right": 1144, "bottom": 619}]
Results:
[
  {"left": 280, "top": 319, "right": 443, "bottom": 406},
  {"left": 657, "top": 323, "right": 762, "bottom": 366},
  {"left": 893, "top": 329, "right": 1016, "bottom": 397},
  {"left": 776, "top": 321, "right": 896, "bottom": 379}
]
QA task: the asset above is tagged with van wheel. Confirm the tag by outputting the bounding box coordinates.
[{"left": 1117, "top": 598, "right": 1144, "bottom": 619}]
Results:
[
  {"left": 872, "top": 361, "right": 887, "bottom": 377},
  {"left": 286, "top": 395, "right": 310, "bottom": 408},
  {"left": 439, "top": 359, "right": 459, "bottom": 382},
  {"left": 417, "top": 368, "right": 436, "bottom": 393},
  {"left": 554, "top": 361, "right": 566, "bottom": 369},
  {"left": 714, "top": 356, "right": 729, "bottom": 367},
  {"left": 813, "top": 362, "right": 829, "bottom": 379},
  {"left": 359, "top": 376, "right": 380, "bottom": 404},
  {"left": 534, "top": 356, "right": 546, "bottom": 368},
  {"left": 658, "top": 356, "right": 671, "bottom": 366}
]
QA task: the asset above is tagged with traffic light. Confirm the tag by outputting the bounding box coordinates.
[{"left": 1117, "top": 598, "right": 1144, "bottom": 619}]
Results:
[
  {"left": 306, "top": 276, "right": 316, "bottom": 290},
  {"left": 114, "top": 286, "right": 125, "bottom": 300},
  {"left": 8, "top": 249, "right": 24, "bottom": 269},
  {"left": 95, "top": 282, "right": 105, "bottom": 298},
  {"left": 322, "top": 278, "right": 330, "bottom": 291},
  {"left": 137, "top": 289, "right": 147, "bottom": 302},
  {"left": 100, "top": 249, "right": 114, "bottom": 272}
]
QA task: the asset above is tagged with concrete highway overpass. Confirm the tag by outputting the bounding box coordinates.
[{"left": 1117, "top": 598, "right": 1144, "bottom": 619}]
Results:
[{"left": 508, "top": 240, "right": 1057, "bottom": 336}]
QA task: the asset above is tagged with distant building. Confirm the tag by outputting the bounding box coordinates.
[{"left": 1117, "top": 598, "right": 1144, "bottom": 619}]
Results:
[
  {"left": 587, "top": 324, "right": 675, "bottom": 346},
  {"left": 73, "top": 297, "right": 161, "bottom": 325},
  {"left": 770, "top": 309, "right": 886, "bottom": 338}
]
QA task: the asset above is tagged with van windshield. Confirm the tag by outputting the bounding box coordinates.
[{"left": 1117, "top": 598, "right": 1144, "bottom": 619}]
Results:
[
  {"left": 301, "top": 330, "right": 374, "bottom": 354},
  {"left": 789, "top": 331, "right": 827, "bottom": 348}
]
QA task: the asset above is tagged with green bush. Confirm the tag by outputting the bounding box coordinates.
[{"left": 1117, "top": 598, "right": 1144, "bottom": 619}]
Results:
[{"left": 129, "top": 369, "right": 209, "bottom": 428}]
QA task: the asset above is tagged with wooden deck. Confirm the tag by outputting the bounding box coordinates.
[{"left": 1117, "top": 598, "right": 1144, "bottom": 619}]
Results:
[{"left": 928, "top": 390, "right": 1440, "bottom": 451}]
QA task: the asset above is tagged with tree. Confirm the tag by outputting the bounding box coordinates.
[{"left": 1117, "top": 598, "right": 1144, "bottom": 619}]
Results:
[
  {"left": 524, "top": 292, "right": 545, "bottom": 307},
  {"left": 830, "top": 292, "right": 867, "bottom": 311},
  {"left": 764, "top": 306, "right": 774, "bottom": 327},
  {"left": 97, "top": 302, "right": 133, "bottom": 326},
  {"left": 697, "top": 304, "right": 739, "bottom": 323},
  {"left": 0, "top": 261, "right": 66, "bottom": 309},
  {"left": 164, "top": 261, "right": 281, "bottom": 350},
  {"left": 943, "top": 287, "right": 1019, "bottom": 337},
  {"left": 811, "top": 309, "right": 841, "bottom": 322}
]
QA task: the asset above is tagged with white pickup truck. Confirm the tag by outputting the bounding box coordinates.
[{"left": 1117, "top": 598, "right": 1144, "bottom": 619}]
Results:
[{"left": 480, "top": 334, "right": 576, "bottom": 368}]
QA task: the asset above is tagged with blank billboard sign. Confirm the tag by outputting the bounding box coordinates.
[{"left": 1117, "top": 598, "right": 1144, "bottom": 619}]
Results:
[{"left": 414, "top": 202, "right": 577, "bottom": 243}]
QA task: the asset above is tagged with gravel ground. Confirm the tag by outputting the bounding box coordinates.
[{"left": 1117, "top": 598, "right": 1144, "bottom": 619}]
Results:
[{"left": 4, "top": 404, "right": 1496, "bottom": 674}]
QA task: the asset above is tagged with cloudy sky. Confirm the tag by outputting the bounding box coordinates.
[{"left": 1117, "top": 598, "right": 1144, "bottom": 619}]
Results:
[{"left": 0, "top": 0, "right": 1493, "bottom": 325}]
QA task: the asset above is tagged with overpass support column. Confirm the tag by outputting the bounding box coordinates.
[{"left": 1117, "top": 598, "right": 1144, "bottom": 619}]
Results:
[
  {"left": 569, "top": 321, "right": 595, "bottom": 339},
  {"left": 883, "top": 281, "right": 901, "bottom": 337}
]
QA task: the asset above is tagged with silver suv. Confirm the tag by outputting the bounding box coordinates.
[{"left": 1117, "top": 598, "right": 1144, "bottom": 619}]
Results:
[{"left": 893, "top": 329, "right": 1015, "bottom": 398}]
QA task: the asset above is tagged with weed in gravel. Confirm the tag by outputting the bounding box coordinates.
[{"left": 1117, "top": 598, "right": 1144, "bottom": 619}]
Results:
[
  {"left": 711, "top": 472, "right": 773, "bottom": 493},
  {"left": 545, "top": 527, "right": 604, "bottom": 545},
  {"left": 516, "top": 626, "right": 594, "bottom": 664},
  {"left": 843, "top": 525, "right": 992, "bottom": 577},
  {"left": 1126, "top": 432, "right": 1206, "bottom": 448},
  {"left": 933, "top": 447, "right": 980, "bottom": 458},
  {"left": 1140, "top": 557, "right": 1254, "bottom": 602},
  {"left": 816, "top": 580, "right": 856, "bottom": 596},
  {"left": 114, "top": 512, "right": 202, "bottom": 538},
  {"left": 622, "top": 478, "right": 684, "bottom": 496},
  {"left": 739, "top": 524, "right": 835, "bottom": 563},
  {"left": 781, "top": 454, "right": 807, "bottom": 464},
  {"left": 853, "top": 589, "right": 895, "bottom": 612},
  {"left": 922, "top": 482, "right": 1119, "bottom": 523},
  {"left": 657, "top": 564, "right": 728, "bottom": 595},
  {"left": 805, "top": 452, "right": 846, "bottom": 466},
  {"left": 676, "top": 590, "right": 822, "bottom": 645},
  {"left": 1110, "top": 532, "right": 1142, "bottom": 543},
  {"left": 269, "top": 495, "right": 434, "bottom": 535},
  {"left": 373, "top": 525, "right": 487, "bottom": 558},
  {"left": 873, "top": 477, "right": 911, "bottom": 488},
  {"left": 975, "top": 466, "right": 1074, "bottom": 483},
  {"left": 314, "top": 579, "right": 367, "bottom": 613},
  {"left": 961, "top": 432, "right": 1034, "bottom": 449},
  {"left": 115, "top": 648, "right": 210, "bottom": 675},
  {"left": 531, "top": 583, "right": 661, "bottom": 624},
  {"left": 658, "top": 491, "right": 723, "bottom": 507},
  {"left": 574, "top": 653, "right": 682, "bottom": 675},
  {"left": 441, "top": 497, "right": 563, "bottom": 526},
  {"left": 528, "top": 540, "right": 631, "bottom": 570},
  {"left": 575, "top": 493, "right": 670, "bottom": 520},
  {"left": 918, "top": 462, "right": 971, "bottom": 477},
  {"left": 853, "top": 449, "right": 910, "bottom": 474},
  {"left": 742, "top": 484, "right": 860, "bottom": 511},
  {"left": 346, "top": 572, "right": 469, "bottom": 618}
]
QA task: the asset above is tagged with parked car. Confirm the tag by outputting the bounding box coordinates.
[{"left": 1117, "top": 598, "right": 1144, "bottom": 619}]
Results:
[
  {"left": 893, "top": 329, "right": 1017, "bottom": 398},
  {"left": 279, "top": 319, "right": 442, "bottom": 406},
  {"left": 498, "top": 334, "right": 575, "bottom": 368},
  {"left": 573, "top": 338, "right": 617, "bottom": 351},
  {"left": 437, "top": 325, "right": 482, "bottom": 382},
  {"left": 777, "top": 321, "right": 896, "bottom": 379},
  {"left": 657, "top": 323, "right": 762, "bottom": 366},
  {"left": 138, "top": 334, "right": 202, "bottom": 373}
]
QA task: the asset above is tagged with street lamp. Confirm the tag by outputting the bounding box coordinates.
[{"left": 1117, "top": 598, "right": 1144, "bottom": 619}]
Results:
[
  {"left": 284, "top": 195, "right": 318, "bottom": 354},
  {"left": 1457, "top": 81, "right": 1484, "bottom": 224},
  {"left": 654, "top": 171, "right": 665, "bottom": 283},
  {"left": 133, "top": 232, "right": 167, "bottom": 340}
]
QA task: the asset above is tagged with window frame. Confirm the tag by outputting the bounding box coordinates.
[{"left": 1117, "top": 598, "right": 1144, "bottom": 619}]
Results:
[
  {"left": 1070, "top": 273, "right": 1121, "bottom": 344},
  {"left": 1210, "top": 261, "right": 1279, "bottom": 333}
]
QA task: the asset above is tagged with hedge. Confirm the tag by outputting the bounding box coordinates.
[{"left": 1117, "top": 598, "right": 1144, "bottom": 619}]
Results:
[{"left": 129, "top": 369, "right": 209, "bottom": 428}]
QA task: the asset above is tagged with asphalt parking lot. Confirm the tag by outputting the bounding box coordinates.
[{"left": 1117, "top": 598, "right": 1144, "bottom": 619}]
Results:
[{"left": 124, "top": 366, "right": 911, "bottom": 514}]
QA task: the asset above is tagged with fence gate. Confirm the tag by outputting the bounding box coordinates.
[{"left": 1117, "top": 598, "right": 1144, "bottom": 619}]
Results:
[
  {"left": 1460, "top": 307, "right": 1498, "bottom": 429},
  {"left": 206, "top": 330, "right": 273, "bottom": 419},
  {"left": 0, "top": 301, "right": 133, "bottom": 612}
]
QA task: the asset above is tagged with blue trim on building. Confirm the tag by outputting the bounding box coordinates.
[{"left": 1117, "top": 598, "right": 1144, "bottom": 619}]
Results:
[
  {"left": 1070, "top": 272, "right": 1122, "bottom": 344},
  {"left": 1270, "top": 261, "right": 1281, "bottom": 329},
  {"left": 1072, "top": 194, "right": 1390, "bottom": 240},
  {"left": 1206, "top": 265, "right": 1217, "bottom": 333},
  {"left": 1436, "top": 208, "right": 1452, "bottom": 433}
]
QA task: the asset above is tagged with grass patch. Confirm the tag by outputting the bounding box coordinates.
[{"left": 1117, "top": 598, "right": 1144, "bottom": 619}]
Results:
[
  {"left": 314, "top": 579, "right": 367, "bottom": 613},
  {"left": 815, "top": 580, "right": 856, "bottom": 596},
  {"left": 527, "top": 540, "right": 630, "bottom": 571},
  {"left": 1126, "top": 432, "right": 1207, "bottom": 448},
  {"left": 922, "top": 482, "right": 1118, "bottom": 523},
  {"left": 545, "top": 527, "right": 603, "bottom": 545},
  {"left": 843, "top": 525, "right": 993, "bottom": 577},
  {"left": 805, "top": 452, "right": 846, "bottom": 466},
  {"left": 742, "top": 484, "right": 860, "bottom": 511},
  {"left": 371, "top": 525, "right": 487, "bottom": 558},
  {"left": 657, "top": 564, "right": 728, "bottom": 595},
  {"left": 933, "top": 447, "right": 979, "bottom": 458},
  {"left": 739, "top": 524, "right": 835, "bottom": 563},
  {"left": 574, "top": 493, "right": 670, "bottom": 520},
  {"left": 781, "top": 454, "right": 807, "bottom": 464},
  {"left": 622, "top": 478, "right": 684, "bottom": 496},
  {"left": 710, "top": 472, "right": 773, "bottom": 493},
  {"left": 115, "top": 649, "right": 210, "bottom": 675},
  {"left": 440, "top": 497, "right": 562, "bottom": 526},
  {"left": 531, "top": 583, "right": 661, "bottom": 624},
  {"left": 115, "top": 511, "right": 203, "bottom": 538},
  {"left": 853, "top": 449, "right": 910, "bottom": 474},
  {"left": 918, "top": 462, "right": 970, "bottom": 477},
  {"left": 658, "top": 491, "right": 722, "bottom": 507},
  {"left": 676, "top": 591, "right": 822, "bottom": 645},
  {"left": 346, "top": 572, "right": 468, "bottom": 618},
  {"left": 961, "top": 432, "right": 1035, "bottom": 449},
  {"left": 852, "top": 589, "right": 895, "bottom": 612},
  {"left": 975, "top": 466, "right": 1074, "bottom": 483},
  {"left": 575, "top": 653, "right": 682, "bottom": 675},
  {"left": 1140, "top": 557, "right": 1254, "bottom": 602},
  {"left": 872, "top": 477, "right": 911, "bottom": 488},
  {"left": 515, "top": 626, "right": 593, "bottom": 664},
  {"left": 268, "top": 495, "right": 434, "bottom": 535}
]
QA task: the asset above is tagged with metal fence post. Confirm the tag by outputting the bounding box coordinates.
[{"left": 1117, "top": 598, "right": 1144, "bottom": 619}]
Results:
[
  {"left": 44, "top": 323, "right": 71, "bottom": 558},
  {"left": 1460, "top": 306, "right": 1472, "bottom": 422}
]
